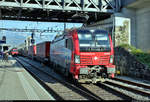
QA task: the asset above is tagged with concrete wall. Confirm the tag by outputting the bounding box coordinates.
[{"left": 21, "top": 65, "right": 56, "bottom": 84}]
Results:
[
  {"left": 121, "top": 1, "right": 150, "bottom": 52},
  {"left": 136, "top": 7, "right": 150, "bottom": 52},
  {"left": 120, "top": 8, "right": 137, "bottom": 47}
]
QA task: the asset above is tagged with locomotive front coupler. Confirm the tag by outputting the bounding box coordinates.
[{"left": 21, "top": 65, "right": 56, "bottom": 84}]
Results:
[{"left": 88, "top": 65, "right": 101, "bottom": 73}]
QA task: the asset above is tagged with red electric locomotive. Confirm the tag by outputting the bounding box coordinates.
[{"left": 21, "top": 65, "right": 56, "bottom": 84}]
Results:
[
  {"left": 11, "top": 48, "right": 19, "bottom": 56},
  {"left": 50, "top": 28, "right": 115, "bottom": 83}
]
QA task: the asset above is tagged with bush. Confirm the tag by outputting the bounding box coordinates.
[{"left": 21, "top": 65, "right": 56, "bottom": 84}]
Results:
[{"left": 119, "top": 44, "right": 150, "bottom": 68}]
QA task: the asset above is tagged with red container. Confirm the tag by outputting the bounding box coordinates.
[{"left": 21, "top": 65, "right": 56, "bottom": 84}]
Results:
[{"left": 36, "top": 41, "right": 50, "bottom": 60}]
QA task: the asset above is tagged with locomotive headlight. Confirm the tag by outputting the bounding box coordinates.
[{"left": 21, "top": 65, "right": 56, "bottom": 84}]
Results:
[
  {"left": 110, "top": 55, "right": 114, "bottom": 63},
  {"left": 75, "top": 55, "right": 80, "bottom": 64}
]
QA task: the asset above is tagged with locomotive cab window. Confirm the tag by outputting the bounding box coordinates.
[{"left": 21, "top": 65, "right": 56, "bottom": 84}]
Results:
[
  {"left": 77, "top": 30, "right": 111, "bottom": 52},
  {"left": 65, "top": 38, "right": 73, "bottom": 51}
]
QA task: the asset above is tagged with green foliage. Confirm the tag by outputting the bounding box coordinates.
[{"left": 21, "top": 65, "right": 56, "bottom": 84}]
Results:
[{"left": 119, "top": 44, "right": 150, "bottom": 68}]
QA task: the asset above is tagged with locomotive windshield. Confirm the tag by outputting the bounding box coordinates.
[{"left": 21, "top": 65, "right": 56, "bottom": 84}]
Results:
[
  {"left": 77, "top": 30, "right": 111, "bottom": 52},
  {"left": 13, "top": 49, "right": 18, "bottom": 52}
]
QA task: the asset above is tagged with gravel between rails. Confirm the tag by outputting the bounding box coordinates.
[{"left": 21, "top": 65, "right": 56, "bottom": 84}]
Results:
[
  {"left": 116, "top": 76, "right": 150, "bottom": 86},
  {"left": 79, "top": 84, "right": 127, "bottom": 100},
  {"left": 110, "top": 78, "right": 150, "bottom": 93}
]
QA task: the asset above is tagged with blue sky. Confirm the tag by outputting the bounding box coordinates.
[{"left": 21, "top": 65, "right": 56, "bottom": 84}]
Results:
[{"left": 0, "top": 20, "right": 82, "bottom": 48}]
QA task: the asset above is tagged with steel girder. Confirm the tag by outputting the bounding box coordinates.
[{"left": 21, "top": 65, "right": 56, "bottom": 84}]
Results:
[
  {"left": 0, "top": 0, "right": 121, "bottom": 12},
  {"left": 0, "top": 0, "right": 121, "bottom": 23}
]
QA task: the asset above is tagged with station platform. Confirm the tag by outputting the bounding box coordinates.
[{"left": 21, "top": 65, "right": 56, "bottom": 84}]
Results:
[{"left": 0, "top": 56, "right": 55, "bottom": 100}]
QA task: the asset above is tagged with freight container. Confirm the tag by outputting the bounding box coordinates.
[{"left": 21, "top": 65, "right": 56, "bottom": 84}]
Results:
[{"left": 36, "top": 41, "right": 51, "bottom": 63}]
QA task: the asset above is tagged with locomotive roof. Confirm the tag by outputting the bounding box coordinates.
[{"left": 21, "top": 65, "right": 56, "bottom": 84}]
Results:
[{"left": 76, "top": 28, "right": 108, "bottom": 33}]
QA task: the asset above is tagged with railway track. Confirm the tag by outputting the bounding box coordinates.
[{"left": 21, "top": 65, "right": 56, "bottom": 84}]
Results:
[
  {"left": 16, "top": 56, "right": 133, "bottom": 100},
  {"left": 15, "top": 57, "right": 103, "bottom": 100},
  {"left": 112, "top": 77, "right": 150, "bottom": 90},
  {"left": 78, "top": 83, "right": 132, "bottom": 100},
  {"left": 103, "top": 78, "right": 150, "bottom": 100},
  {"left": 15, "top": 56, "right": 131, "bottom": 100}
]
